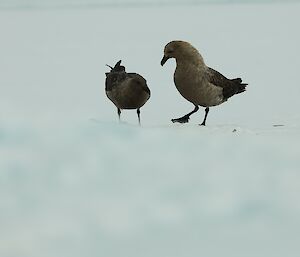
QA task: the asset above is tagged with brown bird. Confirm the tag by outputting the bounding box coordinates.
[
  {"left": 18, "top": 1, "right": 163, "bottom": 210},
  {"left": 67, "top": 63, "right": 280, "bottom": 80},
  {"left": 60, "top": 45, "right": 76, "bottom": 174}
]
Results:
[
  {"left": 161, "top": 40, "right": 247, "bottom": 126},
  {"left": 105, "top": 60, "right": 150, "bottom": 125}
]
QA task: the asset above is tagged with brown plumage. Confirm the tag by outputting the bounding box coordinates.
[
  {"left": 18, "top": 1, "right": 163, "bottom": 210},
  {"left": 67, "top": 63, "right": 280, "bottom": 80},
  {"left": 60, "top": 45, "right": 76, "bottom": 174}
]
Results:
[
  {"left": 105, "top": 60, "right": 150, "bottom": 125},
  {"left": 161, "top": 40, "right": 247, "bottom": 126}
]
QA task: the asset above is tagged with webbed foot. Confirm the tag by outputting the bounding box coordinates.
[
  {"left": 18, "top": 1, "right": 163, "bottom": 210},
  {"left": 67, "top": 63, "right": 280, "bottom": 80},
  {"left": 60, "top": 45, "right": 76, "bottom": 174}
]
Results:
[{"left": 171, "top": 115, "right": 190, "bottom": 123}]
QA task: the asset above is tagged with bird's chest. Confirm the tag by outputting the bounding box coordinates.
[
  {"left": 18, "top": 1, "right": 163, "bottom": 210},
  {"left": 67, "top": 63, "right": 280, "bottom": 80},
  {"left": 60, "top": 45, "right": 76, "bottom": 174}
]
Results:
[
  {"left": 106, "top": 82, "right": 131, "bottom": 107},
  {"left": 174, "top": 67, "right": 206, "bottom": 103}
]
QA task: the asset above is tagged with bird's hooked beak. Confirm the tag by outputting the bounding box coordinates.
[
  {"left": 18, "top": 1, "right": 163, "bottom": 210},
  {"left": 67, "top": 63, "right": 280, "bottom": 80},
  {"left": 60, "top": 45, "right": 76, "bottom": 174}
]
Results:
[{"left": 160, "top": 55, "right": 170, "bottom": 66}]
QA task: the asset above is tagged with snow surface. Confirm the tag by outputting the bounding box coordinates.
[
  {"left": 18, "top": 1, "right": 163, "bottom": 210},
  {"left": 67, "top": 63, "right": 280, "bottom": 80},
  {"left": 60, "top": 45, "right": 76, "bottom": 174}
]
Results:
[{"left": 1, "top": 1, "right": 300, "bottom": 257}]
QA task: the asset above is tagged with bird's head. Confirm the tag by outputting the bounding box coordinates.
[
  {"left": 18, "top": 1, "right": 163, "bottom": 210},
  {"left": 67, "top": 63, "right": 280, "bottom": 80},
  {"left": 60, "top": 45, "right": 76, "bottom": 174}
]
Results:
[
  {"left": 160, "top": 40, "right": 203, "bottom": 66},
  {"left": 106, "top": 60, "right": 126, "bottom": 74}
]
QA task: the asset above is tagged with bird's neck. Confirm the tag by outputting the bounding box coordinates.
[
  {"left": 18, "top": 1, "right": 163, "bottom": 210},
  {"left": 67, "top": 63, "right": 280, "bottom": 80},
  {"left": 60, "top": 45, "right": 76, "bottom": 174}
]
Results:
[
  {"left": 176, "top": 51, "right": 206, "bottom": 68},
  {"left": 176, "top": 55, "right": 206, "bottom": 74}
]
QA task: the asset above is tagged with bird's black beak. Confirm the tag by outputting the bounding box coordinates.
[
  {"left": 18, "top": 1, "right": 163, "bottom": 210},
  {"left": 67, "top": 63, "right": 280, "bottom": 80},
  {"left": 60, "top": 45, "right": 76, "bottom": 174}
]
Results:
[{"left": 160, "top": 55, "right": 170, "bottom": 66}]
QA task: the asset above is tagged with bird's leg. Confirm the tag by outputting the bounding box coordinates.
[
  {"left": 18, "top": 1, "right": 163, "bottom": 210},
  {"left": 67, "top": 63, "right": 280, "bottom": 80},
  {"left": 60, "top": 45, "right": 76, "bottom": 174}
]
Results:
[
  {"left": 137, "top": 108, "right": 141, "bottom": 126},
  {"left": 200, "top": 107, "right": 209, "bottom": 126},
  {"left": 172, "top": 105, "right": 199, "bottom": 123},
  {"left": 117, "top": 108, "right": 121, "bottom": 122}
]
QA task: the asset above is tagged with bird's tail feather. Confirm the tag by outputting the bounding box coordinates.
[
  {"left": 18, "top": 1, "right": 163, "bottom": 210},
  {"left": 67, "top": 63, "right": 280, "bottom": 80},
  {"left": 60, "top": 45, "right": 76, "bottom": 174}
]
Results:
[
  {"left": 232, "top": 78, "right": 247, "bottom": 94},
  {"left": 223, "top": 78, "right": 247, "bottom": 99}
]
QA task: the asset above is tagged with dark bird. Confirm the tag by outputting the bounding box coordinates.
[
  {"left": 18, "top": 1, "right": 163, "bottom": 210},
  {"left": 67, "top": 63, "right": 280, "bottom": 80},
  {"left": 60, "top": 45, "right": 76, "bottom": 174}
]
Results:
[
  {"left": 105, "top": 60, "right": 150, "bottom": 125},
  {"left": 161, "top": 40, "right": 247, "bottom": 126}
]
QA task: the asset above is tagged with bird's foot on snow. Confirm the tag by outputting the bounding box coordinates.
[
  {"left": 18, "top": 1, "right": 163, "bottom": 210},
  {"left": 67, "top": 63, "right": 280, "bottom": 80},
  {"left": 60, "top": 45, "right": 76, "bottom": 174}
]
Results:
[{"left": 171, "top": 115, "right": 190, "bottom": 124}]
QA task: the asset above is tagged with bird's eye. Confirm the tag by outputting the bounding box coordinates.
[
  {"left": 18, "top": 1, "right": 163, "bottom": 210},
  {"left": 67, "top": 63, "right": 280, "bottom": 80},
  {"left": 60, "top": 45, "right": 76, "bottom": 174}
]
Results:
[{"left": 167, "top": 50, "right": 174, "bottom": 54}]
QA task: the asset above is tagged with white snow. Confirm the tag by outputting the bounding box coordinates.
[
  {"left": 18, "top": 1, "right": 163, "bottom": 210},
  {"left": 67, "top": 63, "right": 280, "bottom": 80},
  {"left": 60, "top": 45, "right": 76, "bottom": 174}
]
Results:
[{"left": 1, "top": 1, "right": 300, "bottom": 257}]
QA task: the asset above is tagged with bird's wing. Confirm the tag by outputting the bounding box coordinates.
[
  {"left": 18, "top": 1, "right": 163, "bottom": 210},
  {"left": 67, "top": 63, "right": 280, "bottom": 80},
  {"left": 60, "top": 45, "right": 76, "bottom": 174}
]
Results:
[
  {"left": 128, "top": 73, "right": 151, "bottom": 95},
  {"left": 206, "top": 67, "right": 246, "bottom": 99},
  {"left": 206, "top": 67, "right": 232, "bottom": 89}
]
